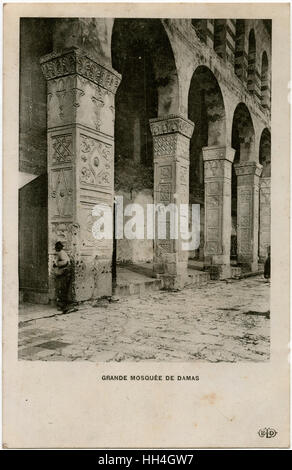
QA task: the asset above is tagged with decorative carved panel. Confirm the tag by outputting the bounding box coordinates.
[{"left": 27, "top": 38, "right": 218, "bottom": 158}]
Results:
[
  {"left": 79, "top": 134, "right": 112, "bottom": 189},
  {"left": 158, "top": 183, "right": 172, "bottom": 203},
  {"left": 41, "top": 49, "right": 121, "bottom": 95},
  {"left": 49, "top": 168, "right": 73, "bottom": 218},
  {"left": 51, "top": 134, "right": 73, "bottom": 164},
  {"left": 204, "top": 160, "right": 223, "bottom": 178},
  {"left": 159, "top": 165, "right": 172, "bottom": 181},
  {"left": 150, "top": 115, "right": 194, "bottom": 139},
  {"left": 153, "top": 135, "right": 177, "bottom": 157}
]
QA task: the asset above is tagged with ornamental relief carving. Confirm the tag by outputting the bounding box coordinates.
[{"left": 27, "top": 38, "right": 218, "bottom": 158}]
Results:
[
  {"left": 240, "top": 215, "right": 250, "bottom": 227},
  {"left": 72, "top": 77, "right": 115, "bottom": 134},
  {"left": 206, "top": 181, "right": 220, "bottom": 195},
  {"left": 204, "top": 160, "right": 223, "bottom": 178},
  {"left": 260, "top": 189, "right": 271, "bottom": 205},
  {"left": 159, "top": 165, "right": 172, "bottom": 181},
  {"left": 260, "top": 178, "right": 271, "bottom": 188},
  {"left": 155, "top": 240, "right": 172, "bottom": 256},
  {"left": 41, "top": 53, "right": 76, "bottom": 80},
  {"left": 235, "top": 164, "right": 262, "bottom": 178},
  {"left": 91, "top": 87, "right": 114, "bottom": 133},
  {"left": 79, "top": 134, "right": 112, "bottom": 188},
  {"left": 76, "top": 54, "right": 121, "bottom": 94},
  {"left": 150, "top": 116, "right": 194, "bottom": 139},
  {"left": 51, "top": 134, "right": 73, "bottom": 164},
  {"left": 158, "top": 183, "right": 172, "bottom": 203},
  {"left": 49, "top": 168, "right": 73, "bottom": 218},
  {"left": 153, "top": 135, "right": 177, "bottom": 157},
  {"left": 47, "top": 77, "right": 85, "bottom": 123},
  {"left": 41, "top": 50, "right": 121, "bottom": 94},
  {"left": 238, "top": 188, "right": 252, "bottom": 202}
]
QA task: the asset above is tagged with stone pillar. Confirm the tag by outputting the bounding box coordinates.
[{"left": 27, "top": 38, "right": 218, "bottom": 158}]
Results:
[
  {"left": 149, "top": 115, "right": 194, "bottom": 290},
  {"left": 40, "top": 48, "right": 121, "bottom": 302},
  {"left": 259, "top": 177, "right": 271, "bottom": 262},
  {"left": 202, "top": 146, "right": 235, "bottom": 279},
  {"left": 234, "top": 161, "right": 263, "bottom": 271}
]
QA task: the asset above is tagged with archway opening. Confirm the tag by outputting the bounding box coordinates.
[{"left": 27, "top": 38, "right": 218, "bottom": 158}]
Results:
[
  {"left": 231, "top": 103, "right": 255, "bottom": 263},
  {"left": 111, "top": 18, "right": 179, "bottom": 283},
  {"left": 188, "top": 66, "right": 226, "bottom": 265},
  {"left": 259, "top": 128, "right": 271, "bottom": 177}
]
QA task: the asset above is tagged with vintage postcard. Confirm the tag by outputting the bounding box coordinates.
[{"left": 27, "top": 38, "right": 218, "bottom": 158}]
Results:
[{"left": 2, "top": 2, "right": 290, "bottom": 448}]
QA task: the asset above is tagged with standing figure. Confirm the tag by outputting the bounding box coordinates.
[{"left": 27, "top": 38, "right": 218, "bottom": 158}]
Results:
[
  {"left": 264, "top": 245, "right": 271, "bottom": 280},
  {"left": 53, "top": 241, "right": 77, "bottom": 313}
]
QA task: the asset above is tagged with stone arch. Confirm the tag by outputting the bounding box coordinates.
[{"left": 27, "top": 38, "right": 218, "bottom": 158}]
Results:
[
  {"left": 188, "top": 65, "right": 226, "bottom": 260},
  {"left": 111, "top": 18, "right": 180, "bottom": 267},
  {"left": 247, "top": 29, "right": 256, "bottom": 93},
  {"left": 259, "top": 127, "right": 271, "bottom": 177},
  {"left": 231, "top": 103, "right": 255, "bottom": 163},
  {"left": 111, "top": 18, "right": 180, "bottom": 176},
  {"left": 261, "top": 51, "right": 270, "bottom": 110},
  {"left": 112, "top": 19, "right": 179, "bottom": 117}
]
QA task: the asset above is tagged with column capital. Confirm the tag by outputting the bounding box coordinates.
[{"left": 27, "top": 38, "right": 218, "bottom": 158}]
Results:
[
  {"left": 234, "top": 161, "right": 263, "bottom": 177},
  {"left": 40, "top": 47, "right": 121, "bottom": 94},
  {"left": 202, "top": 145, "right": 235, "bottom": 163},
  {"left": 149, "top": 114, "right": 194, "bottom": 139}
]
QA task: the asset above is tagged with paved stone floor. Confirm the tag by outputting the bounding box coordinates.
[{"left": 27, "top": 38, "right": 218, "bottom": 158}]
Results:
[{"left": 18, "top": 275, "right": 270, "bottom": 362}]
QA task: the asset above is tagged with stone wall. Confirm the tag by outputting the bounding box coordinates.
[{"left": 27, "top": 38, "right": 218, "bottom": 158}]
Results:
[{"left": 19, "top": 18, "right": 54, "bottom": 175}]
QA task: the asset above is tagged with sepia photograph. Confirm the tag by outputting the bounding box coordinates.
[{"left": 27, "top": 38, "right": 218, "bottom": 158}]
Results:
[
  {"left": 2, "top": 2, "right": 289, "bottom": 449},
  {"left": 18, "top": 16, "right": 271, "bottom": 363}
]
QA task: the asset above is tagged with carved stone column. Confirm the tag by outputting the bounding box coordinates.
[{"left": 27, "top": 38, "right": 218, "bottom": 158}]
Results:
[
  {"left": 234, "top": 161, "right": 263, "bottom": 271},
  {"left": 149, "top": 115, "right": 194, "bottom": 290},
  {"left": 259, "top": 177, "right": 271, "bottom": 262},
  {"left": 202, "top": 146, "right": 235, "bottom": 279},
  {"left": 40, "top": 48, "right": 121, "bottom": 302}
]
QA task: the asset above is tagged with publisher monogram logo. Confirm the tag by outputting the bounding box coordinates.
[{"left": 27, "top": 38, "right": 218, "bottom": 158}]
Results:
[{"left": 258, "top": 428, "right": 278, "bottom": 438}]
